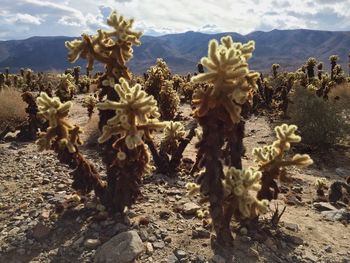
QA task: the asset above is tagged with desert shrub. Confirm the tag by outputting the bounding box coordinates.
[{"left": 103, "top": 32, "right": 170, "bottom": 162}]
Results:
[
  {"left": 289, "top": 85, "right": 350, "bottom": 146},
  {"left": 0, "top": 88, "right": 26, "bottom": 130}
]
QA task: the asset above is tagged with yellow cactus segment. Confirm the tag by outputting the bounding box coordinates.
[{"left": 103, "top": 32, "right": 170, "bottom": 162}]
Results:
[
  {"left": 106, "top": 11, "right": 142, "bottom": 46},
  {"left": 36, "top": 92, "right": 72, "bottom": 128},
  {"left": 223, "top": 167, "right": 269, "bottom": 219},
  {"left": 253, "top": 124, "right": 313, "bottom": 168},
  {"left": 65, "top": 10, "right": 142, "bottom": 71},
  {"left": 36, "top": 92, "right": 83, "bottom": 153},
  {"left": 191, "top": 35, "right": 259, "bottom": 123},
  {"left": 186, "top": 182, "right": 200, "bottom": 195},
  {"left": 97, "top": 78, "right": 165, "bottom": 148},
  {"left": 163, "top": 121, "right": 185, "bottom": 142},
  {"left": 82, "top": 95, "right": 97, "bottom": 108}
]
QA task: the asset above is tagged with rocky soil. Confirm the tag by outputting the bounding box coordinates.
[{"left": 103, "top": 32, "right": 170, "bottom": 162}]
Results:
[{"left": 1, "top": 98, "right": 350, "bottom": 263}]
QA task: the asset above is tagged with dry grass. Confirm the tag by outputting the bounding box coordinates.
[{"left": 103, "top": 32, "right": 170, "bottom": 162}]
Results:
[
  {"left": 0, "top": 88, "right": 26, "bottom": 131},
  {"left": 329, "top": 82, "right": 350, "bottom": 107}
]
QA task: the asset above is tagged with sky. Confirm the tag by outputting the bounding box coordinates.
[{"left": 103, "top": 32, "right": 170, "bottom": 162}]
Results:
[{"left": 0, "top": 0, "right": 350, "bottom": 40}]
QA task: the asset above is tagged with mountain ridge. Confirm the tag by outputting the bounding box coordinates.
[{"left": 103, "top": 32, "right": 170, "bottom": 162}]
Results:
[{"left": 0, "top": 29, "right": 349, "bottom": 74}]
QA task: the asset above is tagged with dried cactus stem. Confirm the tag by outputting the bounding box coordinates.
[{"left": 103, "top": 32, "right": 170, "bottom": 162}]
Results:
[
  {"left": 105, "top": 141, "right": 149, "bottom": 213},
  {"left": 53, "top": 142, "right": 107, "bottom": 203},
  {"left": 197, "top": 110, "right": 234, "bottom": 247}
]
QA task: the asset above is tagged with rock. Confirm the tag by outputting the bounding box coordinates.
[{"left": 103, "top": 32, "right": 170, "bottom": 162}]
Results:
[
  {"left": 112, "top": 223, "right": 128, "bottom": 235},
  {"left": 40, "top": 210, "right": 50, "bottom": 220},
  {"left": 324, "top": 245, "right": 332, "bottom": 253},
  {"left": 32, "top": 223, "right": 51, "bottom": 240},
  {"left": 84, "top": 239, "right": 101, "bottom": 249},
  {"left": 211, "top": 254, "right": 225, "bottom": 263},
  {"left": 321, "top": 209, "right": 350, "bottom": 222},
  {"left": 174, "top": 249, "right": 187, "bottom": 259},
  {"left": 192, "top": 227, "right": 210, "bottom": 239},
  {"left": 153, "top": 240, "right": 165, "bottom": 249},
  {"left": 284, "top": 223, "right": 299, "bottom": 232},
  {"left": 167, "top": 253, "right": 179, "bottom": 263},
  {"left": 146, "top": 242, "right": 154, "bottom": 255},
  {"left": 182, "top": 202, "right": 200, "bottom": 215},
  {"left": 164, "top": 236, "right": 172, "bottom": 243},
  {"left": 313, "top": 202, "right": 337, "bottom": 211},
  {"left": 94, "top": 231, "right": 144, "bottom": 263}
]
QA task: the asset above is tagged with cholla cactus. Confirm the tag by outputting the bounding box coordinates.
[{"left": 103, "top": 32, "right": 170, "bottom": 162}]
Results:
[
  {"left": 160, "top": 121, "right": 185, "bottom": 156},
  {"left": 65, "top": 10, "right": 142, "bottom": 132},
  {"left": 36, "top": 92, "right": 80, "bottom": 153},
  {"left": 329, "top": 55, "right": 339, "bottom": 81},
  {"left": 65, "top": 11, "right": 141, "bottom": 79},
  {"left": 272, "top": 64, "right": 280, "bottom": 78},
  {"left": 55, "top": 74, "right": 77, "bottom": 102},
  {"left": 190, "top": 35, "right": 259, "bottom": 247},
  {"left": 82, "top": 95, "right": 97, "bottom": 118},
  {"left": 36, "top": 92, "right": 106, "bottom": 198},
  {"left": 159, "top": 80, "right": 180, "bottom": 120},
  {"left": 253, "top": 124, "right": 313, "bottom": 200},
  {"left": 192, "top": 36, "right": 259, "bottom": 124},
  {"left": 306, "top": 57, "right": 317, "bottom": 80},
  {"left": 315, "top": 178, "right": 327, "bottom": 196},
  {"left": 144, "top": 58, "right": 171, "bottom": 101},
  {"left": 97, "top": 78, "right": 165, "bottom": 212}
]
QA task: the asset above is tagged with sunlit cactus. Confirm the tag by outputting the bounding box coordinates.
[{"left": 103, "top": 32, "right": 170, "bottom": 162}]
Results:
[
  {"left": 192, "top": 35, "right": 259, "bottom": 124},
  {"left": 253, "top": 124, "right": 313, "bottom": 201},
  {"left": 97, "top": 78, "right": 165, "bottom": 212},
  {"left": 190, "top": 35, "right": 259, "bottom": 247},
  {"left": 35, "top": 92, "right": 106, "bottom": 199},
  {"left": 82, "top": 94, "right": 97, "bottom": 118},
  {"left": 65, "top": 10, "right": 142, "bottom": 133}
]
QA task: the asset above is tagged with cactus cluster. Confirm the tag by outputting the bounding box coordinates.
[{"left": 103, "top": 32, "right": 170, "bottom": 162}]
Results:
[
  {"left": 159, "top": 80, "right": 180, "bottom": 120},
  {"left": 253, "top": 124, "right": 313, "bottom": 200}
]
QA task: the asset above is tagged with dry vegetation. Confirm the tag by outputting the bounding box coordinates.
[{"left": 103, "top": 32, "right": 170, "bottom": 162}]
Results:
[{"left": 0, "top": 88, "right": 26, "bottom": 130}]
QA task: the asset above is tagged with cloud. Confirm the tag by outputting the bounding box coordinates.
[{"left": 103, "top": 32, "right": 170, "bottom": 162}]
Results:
[{"left": 0, "top": 0, "right": 349, "bottom": 40}]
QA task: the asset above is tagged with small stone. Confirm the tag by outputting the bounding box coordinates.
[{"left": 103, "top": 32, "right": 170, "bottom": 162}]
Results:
[
  {"left": 192, "top": 227, "right": 210, "bottom": 239},
  {"left": 57, "top": 183, "right": 65, "bottom": 190},
  {"left": 284, "top": 222, "right": 299, "bottom": 232},
  {"left": 164, "top": 236, "right": 172, "bottom": 243},
  {"left": 94, "top": 231, "right": 144, "bottom": 263},
  {"left": 211, "top": 254, "right": 225, "bottom": 263},
  {"left": 146, "top": 242, "right": 154, "bottom": 255},
  {"left": 84, "top": 239, "right": 101, "bottom": 249},
  {"left": 40, "top": 210, "right": 50, "bottom": 220},
  {"left": 321, "top": 209, "right": 350, "bottom": 222},
  {"left": 182, "top": 202, "right": 200, "bottom": 215},
  {"left": 174, "top": 249, "right": 187, "bottom": 259},
  {"left": 153, "top": 240, "right": 165, "bottom": 249},
  {"left": 325, "top": 245, "right": 332, "bottom": 253},
  {"left": 167, "top": 253, "right": 179, "bottom": 263},
  {"left": 313, "top": 202, "right": 337, "bottom": 211}
]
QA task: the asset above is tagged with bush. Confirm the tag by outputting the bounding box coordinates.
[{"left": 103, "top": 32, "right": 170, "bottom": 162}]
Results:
[
  {"left": 0, "top": 87, "right": 26, "bottom": 131},
  {"left": 288, "top": 85, "right": 350, "bottom": 146}
]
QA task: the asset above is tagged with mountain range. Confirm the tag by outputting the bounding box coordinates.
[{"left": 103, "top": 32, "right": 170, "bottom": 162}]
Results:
[{"left": 0, "top": 29, "right": 349, "bottom": 75}]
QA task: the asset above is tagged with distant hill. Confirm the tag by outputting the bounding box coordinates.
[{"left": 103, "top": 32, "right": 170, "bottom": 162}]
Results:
[{"left": 0, "top": 29, "right": 349, "bottom": 74}]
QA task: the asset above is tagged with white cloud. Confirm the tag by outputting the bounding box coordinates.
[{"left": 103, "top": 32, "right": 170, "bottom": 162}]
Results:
[{"left": 0, "top": 0, "right": 349, "bottom": 40}]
